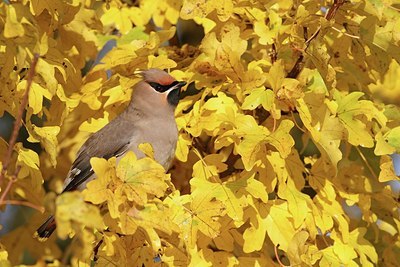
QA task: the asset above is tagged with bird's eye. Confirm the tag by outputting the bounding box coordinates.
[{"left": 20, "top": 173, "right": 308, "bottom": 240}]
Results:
[{"left": 149, "top": 82, "right": 166, "bottom": 92}]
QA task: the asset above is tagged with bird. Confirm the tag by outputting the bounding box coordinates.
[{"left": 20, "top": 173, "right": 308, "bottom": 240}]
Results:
[{"left": 34, "top": 68, "right": 187, "bottom": 240}]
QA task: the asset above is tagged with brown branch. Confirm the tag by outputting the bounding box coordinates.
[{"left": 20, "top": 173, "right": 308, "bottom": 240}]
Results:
[
  {"left": 0, "top": 54, "right": 39, "bottom": 197},
  {"left": 270, "top": 43, "right": 277, "bottom": 64},
  {"left": 325, "top": 0, "right": 346, "bottom": 20},
  {"left": 305, "top": 0, "right": 346, "bottom": 47},
  {"left": 93, "top": 238, "right": 104, "bottom": 262},
  {"left": 287, "top": 54, "right": 304, "bottom": 79},
  {"left": 0, "top": 200, "right": 45, "bottom": 213},
  {"left": 287, "top": 0, "right": 345, "bottom": 79},
  {"left": 0, "top": 165, "right": 20, "bottom": 203}
]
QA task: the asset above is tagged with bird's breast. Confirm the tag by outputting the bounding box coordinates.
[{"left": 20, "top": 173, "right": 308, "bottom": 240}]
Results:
[{"left": 128, "top": 115, "right": 178, "bottom": 170}]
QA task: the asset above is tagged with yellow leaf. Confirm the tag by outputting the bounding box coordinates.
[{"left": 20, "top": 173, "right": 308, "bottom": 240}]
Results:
[
  {"left": 241, "top": 68, "right": 267, "bottom": 91},
  {"left": 213, "top": 222, "right": 235, "bottom": 252},
  {"left": 180, "top": 0, "right": 211, "bottom": 20},
  {"left": 243, "top": 199, "right": 295, "bottom": 252},
  {"left": 188, "top": 246, "right": 212, "bottom": 267},
  {"left": 4, "top": 5, "right": 24, "bottom": 38},
  {"left": 331, "top": 232, "right": 358, "bottom": 265},
  {"left": 190, "top": 175, "right": 245, "bottom": 225},
  {"left": 123, "top": 203, "right": 178, "bottom": 237},
  {"left": 319, "top": 247, "right": 350, "bottom": 267},
  {"left": 80, "top": 78, "right": 104, "bottom": 110},
  {"left": 234, "top": 116, "right": 268, "bottom": 170},
  {"left": 116, "top": 151, "right": 168, "bottom": 206},
  {"left": 265, "top": 60, "right": 285, "bottom": 91},
  {"left": 200, "top": 23, "right": 246, "bottom": 75},
  {"left": 36, "top": 58, "right": 58, "bottom": 94},
  {"left": 265, "top": 120, "right": 295, "bottom": 158},
  {"left": 242, "top": 88, "right": 274, "bottom": 112},
  {"left": 175, "top": 133, "right": 192, "bottom": 162},
  {"left": 138, "top": 142, "right": 154, "bottom": 159},
  {"left": 148, "top": 55, "right": 177, "bottom": 69},
  {"left": 17, "top": 146, "right": 39, "bottom": 170},
  {"left": 254, "top": 10, "right": 286, "bottom": 45},
  {"left": 17, "top": 81, "right": 52, "bottom": 114},
  {"left": 335, "top": 91, "right": 385, "bottom": 147},
  {"left": 278, "top": 179, "right": 310, "bottom": 228},
  {"left": 193, "top": 17, "right": 216, "bottom": 33},
  {"left": 214, "top": 0, "right": 233, "bottom": 22},
  {"left": 375, "top": 132, "right": 396, "bottom": 155},
  {"left": 368, "top": 59, "right": 400, "bottom": 102},
  {"left": 384, "top": 126, "right": 400, "bottom": 152},
  {"left": 103, "top": 84, "right": 132, "bottom": 108},
  {"left": 57, "top": 86, "right": 81, "bottom": 109},
  {"left": 286, "top": 231, "right": 310, "bottom": 265},
  {"left": 349, "top": 228, "right": 378, "bottom": 265},
  {"left": 300, "top": 245, "right": 323, "bottom": 266},
  {"left": 79, "top": 111, "right": 110, "bottom": 133},
  {"left": 84, "top": 157, "right": 119, "bottom": 216},
  {"left": 167, "top": 192, "right": 225, "bottom": 248},
  {"left": 27, "top": 125, "right": 60, "bottom": 167},
  {"left": 296, "top": 94, "right": 344, "bottom": 168},
  {"left": 0, "top": 243, "right": 11, "bottom": 267},
  {"left": 101, "top": 6, "right": 132, "bottom": 34},
  {"left": 378, "top": 155, "right": 399, "bottom": 182},
  {"left": 56, "top": 191, "right": 105, "bottom": 239}
]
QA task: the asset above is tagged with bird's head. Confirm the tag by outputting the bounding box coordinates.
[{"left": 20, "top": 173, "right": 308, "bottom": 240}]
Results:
[{"left": 136, "top": 69, "right": 187, "bottom": 107}]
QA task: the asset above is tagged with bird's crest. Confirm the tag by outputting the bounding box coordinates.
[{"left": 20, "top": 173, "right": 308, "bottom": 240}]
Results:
[{"left": 137, "top": 69, "right": 175, "bottom": 86}]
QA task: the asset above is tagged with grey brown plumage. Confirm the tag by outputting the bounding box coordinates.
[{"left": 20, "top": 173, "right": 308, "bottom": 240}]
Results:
[{"left": 34, "top": 69, "right": 186, "bottom": 240}]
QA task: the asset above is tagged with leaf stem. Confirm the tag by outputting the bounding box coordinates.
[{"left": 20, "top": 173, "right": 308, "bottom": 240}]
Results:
[
  {"left": 0, "top": 165, "right": 20, "bottom": 203},
  {"left": 355, "top": 146, "right": 378, "bottom": 180},
  {"left": 274, "top": 245, "right": 290, "bottom": 267}
]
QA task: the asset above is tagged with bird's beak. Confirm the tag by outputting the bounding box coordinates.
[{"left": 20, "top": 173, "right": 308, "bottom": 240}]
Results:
[
  {"left": 165, "top": 81, "right": 187, "bottom": 94},
  {"left": 176, "top": 81, "right": 187, "bottom": 90},
  {"left": 165, "top": 81, "right": 187, "bottom": 106}
]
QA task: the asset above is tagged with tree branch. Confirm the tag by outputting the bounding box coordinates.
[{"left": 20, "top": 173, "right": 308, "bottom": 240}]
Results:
[
  {"left": 0, "top": 54, "right": 39, "bottom": 198},
  {"left": 287, "top": 0, "right": 346, "bottom": 79}
]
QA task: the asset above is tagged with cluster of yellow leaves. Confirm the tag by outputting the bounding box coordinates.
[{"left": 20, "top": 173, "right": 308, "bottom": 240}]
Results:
[{"left": 0, "top": 0, "right": 399, "bottom": 266}]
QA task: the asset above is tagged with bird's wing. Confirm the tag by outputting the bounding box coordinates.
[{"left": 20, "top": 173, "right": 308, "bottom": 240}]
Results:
[{"left": 61, "top": 121, "right": 134, "bottom": 192}]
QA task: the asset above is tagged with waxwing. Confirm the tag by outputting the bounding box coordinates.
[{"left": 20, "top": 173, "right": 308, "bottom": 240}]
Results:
[{"left": 35, "top": 69, "right": 186, "bottom": 240}]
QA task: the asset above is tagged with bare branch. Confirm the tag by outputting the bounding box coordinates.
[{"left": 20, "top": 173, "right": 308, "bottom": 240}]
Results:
[
  {"left": 0, "top": 200, "right": 45, "bottom": 213},
  {"left": 0, "top": 54, "right": 40, "bottom": 197},
  {"left": 287, "top": 0, "right": 346, "bottom": 78}
]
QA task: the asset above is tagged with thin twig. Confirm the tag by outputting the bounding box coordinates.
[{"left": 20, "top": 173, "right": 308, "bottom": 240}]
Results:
[
  {"left": 274, "top": 245, "right": 290, "bottom": 267},
  {"left": 287, "top": 0, "right": 345, "bottom": 79},
  {"left": 270, "top": 43, "right": 277, "bottom": 64},
  {"left": 272, "top": 117, "right": 277, "bottom": 132},
  {"left": 0, "top": 165, "right": 20, "bottom": 203},
  {"left": 93, "top": 238, "right": 104, "bottom": 262},
  {"left": 331, "top": 26, "right": 360, "bottom": 39},
  {"left": 0, "top": 200, "right": 45, "bottom": 213},
  {"left": 287, "top": 54, "right": 304, "bottom": 79},
  {"left": 355, "top": 146, "right": 378, "bottom": 180},
  {"left": 305, "top": 0, "right": 346, "bottom": 47},
  {"left": 290, "top": 111, "right": 306, "bottom": 133},
  {"left": 0, "top": 54, "right": 40, "bottom": 184}
]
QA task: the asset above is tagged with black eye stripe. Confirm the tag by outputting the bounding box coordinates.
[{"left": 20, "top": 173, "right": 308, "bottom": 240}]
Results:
[{"left": 149, "top": 81, "right": 178, "bottom": 92}]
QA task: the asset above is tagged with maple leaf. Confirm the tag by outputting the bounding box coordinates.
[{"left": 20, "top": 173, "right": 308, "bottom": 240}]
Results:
[{"left": 56, "top": 191, "right": 105, "bottom": 239}]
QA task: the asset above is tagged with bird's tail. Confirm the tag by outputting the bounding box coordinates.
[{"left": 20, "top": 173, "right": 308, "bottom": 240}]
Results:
[{"left": 34, "top": 215, "right": 56, "bottom": 241}]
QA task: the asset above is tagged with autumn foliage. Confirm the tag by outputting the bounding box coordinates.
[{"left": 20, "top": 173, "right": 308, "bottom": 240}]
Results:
[{"left": 0, "top": 0, "right": 399, "bottom": 266}]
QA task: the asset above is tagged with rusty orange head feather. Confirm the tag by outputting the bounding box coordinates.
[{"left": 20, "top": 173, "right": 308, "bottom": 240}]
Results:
[{"left": 140, "top": 69, "right": 176, "bottom": 86}]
